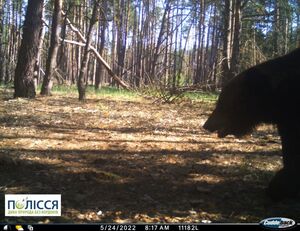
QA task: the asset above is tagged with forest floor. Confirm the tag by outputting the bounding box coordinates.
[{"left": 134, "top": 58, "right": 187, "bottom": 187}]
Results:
[{"left": 1, "top": 87, "right": 300, "bottom": 224}]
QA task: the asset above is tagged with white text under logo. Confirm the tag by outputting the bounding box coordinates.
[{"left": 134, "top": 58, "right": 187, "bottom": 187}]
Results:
[{"left": 5, "top": 194, "right": 61, "bottom": 217}]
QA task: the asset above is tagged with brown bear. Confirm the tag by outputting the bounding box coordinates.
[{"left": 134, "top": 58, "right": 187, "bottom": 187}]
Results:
[{"left": 203, "top": 48, "right": 300, "bottom": 201}]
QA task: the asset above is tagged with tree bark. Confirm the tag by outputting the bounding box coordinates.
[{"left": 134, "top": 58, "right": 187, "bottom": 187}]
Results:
[
  {"left": 221, "top": 0, "right": 243, "bottom": 87},
  {"left": 116, "top": 0, "right": 127, "bottom": 79},
  {"left": 0, "top": 0, "right": 3, "bottom": 83},
  {"left": 230, "top": 0, "right": 241, "bottom": 77},
  {"left": 14, "top": 0, "right": 44, "bottom": 98},
  {"left": 221, "top": 0, "right": 233, "bottom": 87},
  {"left": 95, "top": 2, "right": 107, "bottom": 90},
  {"left": 151, "top": 0, "right": 170, "bottom": 80},
  {"left": 41, "top": 0, "right": 63, "bottom": 96},
  {"left": 77, "top": 0, "right": 99, "bottom": 101},
  {"left": 34, "top": 4, "right": 45, "bottom": 90}
]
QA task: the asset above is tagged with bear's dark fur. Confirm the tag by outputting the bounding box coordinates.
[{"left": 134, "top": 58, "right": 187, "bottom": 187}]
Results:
[{"left": 203, "top": 48, "right": 300, "bottom": 201}]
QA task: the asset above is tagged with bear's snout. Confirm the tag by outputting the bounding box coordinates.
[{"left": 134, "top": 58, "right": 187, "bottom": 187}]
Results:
[{"left": 203, "top": 113, "right": 220, "bottom": 132}]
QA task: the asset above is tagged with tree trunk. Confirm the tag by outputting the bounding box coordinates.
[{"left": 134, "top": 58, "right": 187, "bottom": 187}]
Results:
[
  {"left": 221, "top": 0, "right": 233, "bottom": 87},
  {"left": 14, "top": 0, "right": 44, "bottom": 98},
  {"left": 0, "top": 0, "right": 3, "bottom": 83},
  {"left": 116, "top": 0, "right": 127, "bottom": 79},
  {"left": 195, "top": 0, "right": 206, "bottom": 84},
  {"left": 95, "top": 1, "right": 107, "bottom": 90},
  {"left": 34, "top": 4, "right": 45, "bottom": 90},
  {"left": 274, "top": 0, "right": 279, "bottom": 56},
  {"left": 77, "top": 0, "right": 99, "bottom": 101},
  {"left": 221, "top": 0, "right": 242, "bottom": 87},
  {"left": 95, "top": 25, "right": 106, "bottom": 89},
  {"left": 230, "top": 0, "right": 241, "bottom": 77},
  {"left": 41, "top": 0, "right": 63, "bottom": 96},
  {"left": 151, "top": 0, "right": 170, "bottom": 80}
]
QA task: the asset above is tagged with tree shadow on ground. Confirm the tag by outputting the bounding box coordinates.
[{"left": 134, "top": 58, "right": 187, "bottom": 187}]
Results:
[
  {"left": 0, "top": 147, "right": 298, "bottom": 223},
  {"left": 0, "top": 112, "right": 280, "bottom": 147},
  {"left": 0, "top": 90, "right": 289, "bottom": 223}
]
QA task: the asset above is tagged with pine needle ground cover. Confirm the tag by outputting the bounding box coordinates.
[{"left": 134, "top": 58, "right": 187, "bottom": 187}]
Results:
[{"left": 0, "top": 88, "right": 299, "bottom": 223}]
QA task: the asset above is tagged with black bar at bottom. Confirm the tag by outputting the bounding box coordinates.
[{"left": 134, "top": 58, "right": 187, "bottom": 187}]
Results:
[{"left": 0, "top": 223, "right": 299, "bottom": 231}]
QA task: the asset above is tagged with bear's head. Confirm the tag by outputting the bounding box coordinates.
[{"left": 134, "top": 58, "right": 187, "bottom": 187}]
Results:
[{"left": 203, "top": 69, "right": 267, "bottom": 138}]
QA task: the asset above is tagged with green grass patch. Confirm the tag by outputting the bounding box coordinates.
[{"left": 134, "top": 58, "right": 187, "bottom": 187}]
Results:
[
  {"left": 0, "top": 83, "right": 14, "bottom": 89},
  {"left": 51, "top": 85, "right": 77, "bottom": 94},
  {"left": 51, "top": 85, "right": 139, "bottom": 100},
  {"left": 1, "top": 84, "right": 218, "bottom": 103},
  {"left": 93, "top": 86, "right": 137, "bottom": 99},
  {"left": 183, "top": 91, "right": 219, "bottom": 103}
]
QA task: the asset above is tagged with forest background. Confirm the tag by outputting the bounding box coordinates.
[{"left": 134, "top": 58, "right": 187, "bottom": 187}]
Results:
[{"left": 0, "top": 0, "right": 299, "bottom": 100}]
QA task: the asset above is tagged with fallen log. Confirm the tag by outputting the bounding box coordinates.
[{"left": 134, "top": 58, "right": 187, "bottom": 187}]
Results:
[{"left": 61, "top": 11, "right": 131, "bottom": 90}]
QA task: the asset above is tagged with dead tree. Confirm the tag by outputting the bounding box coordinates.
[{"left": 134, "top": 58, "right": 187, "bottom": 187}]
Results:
[{"left": 61, "top": 10, "right": 131, "bottom": 90}]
